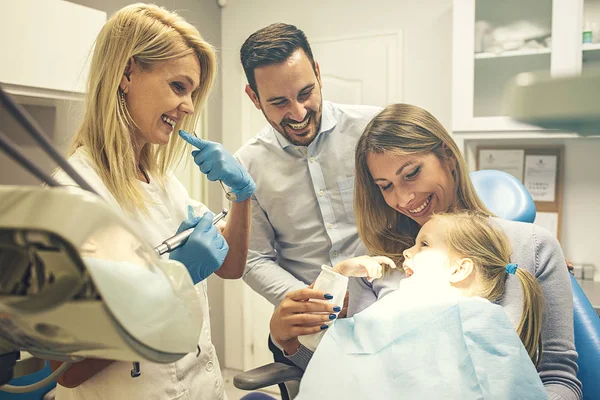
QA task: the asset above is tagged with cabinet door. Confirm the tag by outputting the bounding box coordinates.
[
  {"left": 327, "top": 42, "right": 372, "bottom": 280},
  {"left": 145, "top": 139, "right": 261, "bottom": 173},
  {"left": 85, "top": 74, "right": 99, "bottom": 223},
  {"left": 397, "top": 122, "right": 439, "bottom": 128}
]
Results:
[
  {"left": 0, "top": 0, "right": 106, "bottom": 96},
  {"left": 582, "top": 0, "right": 600, "bottom": 72},
  {"left": 453, "top": 0, "right": 558, "bottom": 131}
]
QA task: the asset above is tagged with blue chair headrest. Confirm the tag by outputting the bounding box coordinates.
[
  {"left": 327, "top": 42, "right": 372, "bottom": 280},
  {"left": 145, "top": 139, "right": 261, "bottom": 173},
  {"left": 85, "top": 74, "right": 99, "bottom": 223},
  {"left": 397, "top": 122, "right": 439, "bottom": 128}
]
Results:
[{"left": 470, "top": 170, "right": 536, "bottom": 223}]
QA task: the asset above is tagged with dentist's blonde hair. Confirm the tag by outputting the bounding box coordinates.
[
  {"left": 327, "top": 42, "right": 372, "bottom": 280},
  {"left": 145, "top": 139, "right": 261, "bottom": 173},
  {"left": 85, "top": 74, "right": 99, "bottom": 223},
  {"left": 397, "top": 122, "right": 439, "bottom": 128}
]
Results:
[
  {"left": 68, "top": 3, "right": 216, "bottom": 211},
  {"left": 433, "top": 211, "right": 544, "bottom": 367}
]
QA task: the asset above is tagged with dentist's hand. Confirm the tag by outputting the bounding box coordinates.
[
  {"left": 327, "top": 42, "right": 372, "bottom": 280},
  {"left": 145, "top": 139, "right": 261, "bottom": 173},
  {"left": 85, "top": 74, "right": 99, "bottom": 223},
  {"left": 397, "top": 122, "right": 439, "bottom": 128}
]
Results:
[
  {"left": 333, "top": 256, "right": 397, "bottom": 282},
  {"left": 179, "top": 130, "right": 256, "bottom": 202},
  {"left": 169, "top": 208, "right": 229, "bottom": 284}
]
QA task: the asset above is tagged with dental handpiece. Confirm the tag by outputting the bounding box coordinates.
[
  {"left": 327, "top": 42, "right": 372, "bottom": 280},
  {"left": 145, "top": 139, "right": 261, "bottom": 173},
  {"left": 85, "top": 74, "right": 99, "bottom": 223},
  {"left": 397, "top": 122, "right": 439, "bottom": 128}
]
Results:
[{"left": 154, "top": 209, "right": 228, "bottom": 256}]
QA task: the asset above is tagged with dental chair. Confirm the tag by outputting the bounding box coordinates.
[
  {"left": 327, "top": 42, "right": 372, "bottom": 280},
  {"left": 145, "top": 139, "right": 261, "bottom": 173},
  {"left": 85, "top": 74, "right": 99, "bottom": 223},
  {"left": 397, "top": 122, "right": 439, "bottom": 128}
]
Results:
[{"left": 234, "top": 169, "right": 600, "bottom": 400}]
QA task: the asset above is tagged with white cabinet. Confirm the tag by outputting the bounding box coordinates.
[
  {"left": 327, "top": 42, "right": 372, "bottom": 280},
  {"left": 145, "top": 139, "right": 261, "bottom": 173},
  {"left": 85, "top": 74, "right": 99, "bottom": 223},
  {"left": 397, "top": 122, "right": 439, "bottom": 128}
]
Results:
[
  {"left": 0, "top": 1, "right": 105, "bottom": 186},
  {"left": 0, "top": 0, "right": 106, "bottom": 101},
  {"left": 452, "top": 0, "right": 584, "bottom": 133},
  {"left": 582, "top": 0, "right": 600, "bottom": 72}
]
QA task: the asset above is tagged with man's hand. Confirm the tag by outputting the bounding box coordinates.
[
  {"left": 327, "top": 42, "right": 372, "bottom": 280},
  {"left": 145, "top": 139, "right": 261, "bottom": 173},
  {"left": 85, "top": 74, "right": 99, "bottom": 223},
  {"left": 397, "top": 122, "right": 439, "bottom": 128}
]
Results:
[{"left": 270, "top": 288, "right": 342, "bottom": 355}]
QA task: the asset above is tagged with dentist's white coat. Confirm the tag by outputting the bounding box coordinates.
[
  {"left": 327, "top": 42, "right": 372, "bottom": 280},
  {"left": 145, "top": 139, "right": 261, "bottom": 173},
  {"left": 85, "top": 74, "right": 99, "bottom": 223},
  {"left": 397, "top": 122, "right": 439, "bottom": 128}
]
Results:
[{"left": 53, "top": 147, "right": 226, "bottom": 400}]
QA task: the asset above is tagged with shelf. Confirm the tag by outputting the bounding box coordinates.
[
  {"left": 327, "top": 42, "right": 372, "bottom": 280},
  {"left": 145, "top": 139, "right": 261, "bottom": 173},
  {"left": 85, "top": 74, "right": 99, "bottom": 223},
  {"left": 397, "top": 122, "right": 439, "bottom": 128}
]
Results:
[
  {"left": 583, "top": 43, "right": 600, "bottom": 52},
  {"left": 454, "top": 131, "right": 582, "bottom": 141},
  {"left": 583, "top": 43, "right": 600, "bottom": 63},
  {"left": 475, "top": 48, "right": 551, "bottom": 60},
  {"left": 1, "top": 82, "right": 85, "bottom": 104}
]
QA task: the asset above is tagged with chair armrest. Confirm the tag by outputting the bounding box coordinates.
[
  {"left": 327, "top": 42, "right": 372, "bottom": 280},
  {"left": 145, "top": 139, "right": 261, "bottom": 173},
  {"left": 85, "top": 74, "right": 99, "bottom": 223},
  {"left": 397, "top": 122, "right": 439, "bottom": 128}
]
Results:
[{"left": 233, "top": 362, "right": 304, "bottom": 391}]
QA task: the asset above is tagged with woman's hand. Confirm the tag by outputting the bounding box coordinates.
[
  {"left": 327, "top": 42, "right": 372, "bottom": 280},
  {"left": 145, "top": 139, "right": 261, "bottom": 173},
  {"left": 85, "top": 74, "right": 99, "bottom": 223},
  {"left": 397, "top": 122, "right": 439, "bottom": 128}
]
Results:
[
  {"left": 169, "top": 209, "right": 229, "bottom": 284},
  {"left": 333, "top": 256, "right": 397, "bottom": 282},
  {"left": 179, "top": 130, "right": 255, "bottom": 202},
  {"left": 270, "top": 288, "right": 342, "bottom": 355}
]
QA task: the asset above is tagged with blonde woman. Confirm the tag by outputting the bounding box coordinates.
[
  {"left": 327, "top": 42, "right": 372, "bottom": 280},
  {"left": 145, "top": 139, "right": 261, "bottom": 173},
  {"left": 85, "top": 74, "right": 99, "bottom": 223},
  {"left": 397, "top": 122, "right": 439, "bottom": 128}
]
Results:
[
  {"left": 49, "top": 4, "right": 253, "bottom": 399},
  {"left": 296, "top": 211, "right": 549, "bottom": 399}
]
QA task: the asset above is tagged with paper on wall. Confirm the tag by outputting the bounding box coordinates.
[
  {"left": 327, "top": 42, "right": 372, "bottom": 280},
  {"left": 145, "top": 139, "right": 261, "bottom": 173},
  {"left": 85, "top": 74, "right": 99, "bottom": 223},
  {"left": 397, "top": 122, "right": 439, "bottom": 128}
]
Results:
[
  {"left": 478, "top": 149, "right": 525, "bottom": 182},
  {"left": 524, "top": 155, "right": 557, "bottom": 202}
]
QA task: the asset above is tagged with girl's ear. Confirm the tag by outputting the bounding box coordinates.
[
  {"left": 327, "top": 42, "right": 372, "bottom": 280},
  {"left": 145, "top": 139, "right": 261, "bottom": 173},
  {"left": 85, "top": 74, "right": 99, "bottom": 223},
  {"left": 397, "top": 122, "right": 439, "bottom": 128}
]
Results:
[{"left": 448, "top": 257, "right": 474, "bottom": 284}]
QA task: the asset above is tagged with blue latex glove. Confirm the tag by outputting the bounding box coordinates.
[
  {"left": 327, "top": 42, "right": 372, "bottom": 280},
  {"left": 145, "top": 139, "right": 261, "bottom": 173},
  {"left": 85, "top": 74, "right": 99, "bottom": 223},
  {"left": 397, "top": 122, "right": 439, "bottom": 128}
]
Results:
[
  {"left": 179, "top": 130, "right": 256, "bottom": 202},
  {"left": 169, "top": 207, "right": 229, "bottom": 284}
]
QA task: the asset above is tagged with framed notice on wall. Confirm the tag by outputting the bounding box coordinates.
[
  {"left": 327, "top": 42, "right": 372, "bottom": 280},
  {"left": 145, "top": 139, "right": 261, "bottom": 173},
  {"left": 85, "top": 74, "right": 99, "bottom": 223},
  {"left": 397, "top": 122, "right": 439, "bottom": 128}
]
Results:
[{"left": 476, "top": 146, "right": 564, "bottom": 241}]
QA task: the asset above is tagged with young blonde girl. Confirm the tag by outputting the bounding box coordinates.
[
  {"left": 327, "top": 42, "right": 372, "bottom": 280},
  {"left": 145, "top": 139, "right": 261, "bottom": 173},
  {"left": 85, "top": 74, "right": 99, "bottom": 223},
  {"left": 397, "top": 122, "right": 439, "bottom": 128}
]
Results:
[
  {"left": 409, "top": 211, "right": 544, "bottom": 366},
  {"left": 296, "top": 210, "right": 548, "bottom": 400}
]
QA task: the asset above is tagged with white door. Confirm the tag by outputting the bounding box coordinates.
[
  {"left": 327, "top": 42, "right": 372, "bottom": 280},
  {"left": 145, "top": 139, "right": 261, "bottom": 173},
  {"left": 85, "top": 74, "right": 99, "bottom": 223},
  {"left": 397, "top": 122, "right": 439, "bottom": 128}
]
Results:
[{"left": 240, "top": 32, "right": 404, "bottom": 370}]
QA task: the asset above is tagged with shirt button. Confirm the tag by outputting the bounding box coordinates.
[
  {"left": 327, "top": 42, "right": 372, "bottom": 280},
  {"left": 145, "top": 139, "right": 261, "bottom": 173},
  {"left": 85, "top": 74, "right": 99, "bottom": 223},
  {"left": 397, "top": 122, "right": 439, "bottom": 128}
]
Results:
[
  {"left": 206, "top": 361, "right": 214, "bottom": 372},
  {"left": 327, "top": 223, "right": 333, "bottom": 229},
  {"left": 309, "top": 156, "right": 315, "bottom": 163},
  {"left": 319, "top": 190, "right": 324, "bottom": 197},
  {"left": 333, "top": 251, "right": 339, "bottom": 257}
]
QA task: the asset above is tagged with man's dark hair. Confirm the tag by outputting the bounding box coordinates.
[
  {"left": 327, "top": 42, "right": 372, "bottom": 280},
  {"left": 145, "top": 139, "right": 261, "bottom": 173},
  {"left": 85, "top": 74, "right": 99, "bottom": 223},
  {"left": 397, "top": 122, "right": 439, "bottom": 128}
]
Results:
[{"left": 240, "top": 23, "right": 316, "bottom": 97}]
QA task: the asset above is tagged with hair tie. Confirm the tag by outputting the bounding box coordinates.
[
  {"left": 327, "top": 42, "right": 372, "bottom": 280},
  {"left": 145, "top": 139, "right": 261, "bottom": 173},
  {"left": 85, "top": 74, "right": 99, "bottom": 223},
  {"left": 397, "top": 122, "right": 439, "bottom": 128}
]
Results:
[{"left": 506, "top": 263, "right": 518, "bottom": 275}]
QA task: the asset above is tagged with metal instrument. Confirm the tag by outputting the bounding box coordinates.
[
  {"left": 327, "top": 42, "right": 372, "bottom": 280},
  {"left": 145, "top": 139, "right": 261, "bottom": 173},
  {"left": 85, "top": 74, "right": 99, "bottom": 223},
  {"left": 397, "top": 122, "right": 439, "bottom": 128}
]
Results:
[{"left": 154, "top": 209, "right": 228, "bottom": 256}]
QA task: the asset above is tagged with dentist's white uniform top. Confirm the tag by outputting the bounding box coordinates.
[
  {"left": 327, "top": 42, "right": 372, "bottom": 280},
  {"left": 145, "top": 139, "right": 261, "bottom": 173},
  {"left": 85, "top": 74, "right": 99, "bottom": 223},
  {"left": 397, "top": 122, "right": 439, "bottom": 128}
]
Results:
[{"left": 53, "top": 147, "right": 226, "bottom": 400}]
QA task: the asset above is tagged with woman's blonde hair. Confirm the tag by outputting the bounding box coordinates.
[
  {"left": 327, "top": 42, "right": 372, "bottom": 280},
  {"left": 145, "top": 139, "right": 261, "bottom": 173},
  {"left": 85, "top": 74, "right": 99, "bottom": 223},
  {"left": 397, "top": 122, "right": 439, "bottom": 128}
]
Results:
[
  {"left": 433, "top": 211, "right": 544, "bottom": 366},
  {"left": 354, "top": 103, "right": 491, "bottom": 264},
  {"left": 69, "top": 3, "right": 216, "bottom": 211}
]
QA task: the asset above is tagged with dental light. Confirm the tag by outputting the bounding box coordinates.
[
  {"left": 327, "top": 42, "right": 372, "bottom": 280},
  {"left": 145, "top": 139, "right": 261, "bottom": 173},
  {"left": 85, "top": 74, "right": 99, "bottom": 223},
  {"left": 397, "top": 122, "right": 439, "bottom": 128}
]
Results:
[{"left": 504, "top": 67, "right": 600, "bottom": 136}]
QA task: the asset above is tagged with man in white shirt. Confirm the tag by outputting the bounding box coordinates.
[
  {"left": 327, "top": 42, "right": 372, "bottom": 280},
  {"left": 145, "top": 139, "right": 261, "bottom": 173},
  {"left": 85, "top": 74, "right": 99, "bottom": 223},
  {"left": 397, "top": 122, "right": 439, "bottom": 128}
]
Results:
[{"left": 234, "top": 23, "right": 381, "bottom": 397}]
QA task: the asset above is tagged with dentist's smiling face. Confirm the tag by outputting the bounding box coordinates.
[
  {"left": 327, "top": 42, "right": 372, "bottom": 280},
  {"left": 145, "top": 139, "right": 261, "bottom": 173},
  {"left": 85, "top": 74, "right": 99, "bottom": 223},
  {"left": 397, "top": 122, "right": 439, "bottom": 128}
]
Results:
[
  {"left": 121, "top": 54, "right": 200, "bottom": 148},
  {"left": 246, "top": 49, "right": 323, "bottom": 146},
  {"left": 367, "top": 151, "right": 457, "bottom": 227}
]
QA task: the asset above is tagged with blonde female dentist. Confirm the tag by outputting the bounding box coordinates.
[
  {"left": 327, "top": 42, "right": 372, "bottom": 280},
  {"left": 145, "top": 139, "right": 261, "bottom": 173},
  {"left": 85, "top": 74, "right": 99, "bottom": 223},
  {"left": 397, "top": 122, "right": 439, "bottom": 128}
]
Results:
[{"left": 49, "top": 4, "right": 253, "bottom": 399}]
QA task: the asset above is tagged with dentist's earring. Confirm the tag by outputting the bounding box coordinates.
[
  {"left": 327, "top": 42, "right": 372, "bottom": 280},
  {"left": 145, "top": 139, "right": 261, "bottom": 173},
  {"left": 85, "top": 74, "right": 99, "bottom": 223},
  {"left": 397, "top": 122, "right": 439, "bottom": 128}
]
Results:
[{"left": 119, "top": 90, "right": 125, "bottom": 106}]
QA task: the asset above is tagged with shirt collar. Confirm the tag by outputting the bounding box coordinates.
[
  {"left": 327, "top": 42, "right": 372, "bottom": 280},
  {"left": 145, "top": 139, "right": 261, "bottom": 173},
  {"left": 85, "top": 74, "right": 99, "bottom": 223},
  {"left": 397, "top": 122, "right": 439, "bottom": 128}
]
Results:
[{"left": 273, "top": 101, "right": 338, "bottom": 149}]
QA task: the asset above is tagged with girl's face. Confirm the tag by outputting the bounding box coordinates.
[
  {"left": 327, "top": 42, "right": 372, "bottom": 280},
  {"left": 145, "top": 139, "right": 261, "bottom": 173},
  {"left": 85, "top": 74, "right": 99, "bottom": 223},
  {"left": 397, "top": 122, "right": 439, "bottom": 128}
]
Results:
[
  {"left": 367, "top": 151, "right": 457, "bottom": 227},
  {"left": 402, "top": 218, "right": 453, "bottom": 286},
  {"left": 121, "top": 54, "right": 200, "bottom": 148}
]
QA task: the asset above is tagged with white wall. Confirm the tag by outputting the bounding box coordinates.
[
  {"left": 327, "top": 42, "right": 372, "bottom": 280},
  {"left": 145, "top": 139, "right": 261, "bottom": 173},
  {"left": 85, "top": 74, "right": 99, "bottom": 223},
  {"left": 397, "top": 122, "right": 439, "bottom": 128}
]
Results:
[
  {"left": 0, "top": 103, "right": 56, "bottom": 185},
  {"left": 561, "top": 139, "right": 600, "bottom": 270}
]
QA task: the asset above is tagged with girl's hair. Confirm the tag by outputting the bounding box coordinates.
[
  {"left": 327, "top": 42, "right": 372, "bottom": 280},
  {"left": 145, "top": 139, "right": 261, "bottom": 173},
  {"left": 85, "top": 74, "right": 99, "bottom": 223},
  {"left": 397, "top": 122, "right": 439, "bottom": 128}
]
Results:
[
  {"left": 354, "top": 103, "right": 491, "bottom": 264},
  {"left": 433, "top": 211, "right": 544, "bottom": 366},
  {"left": 68, "top": 3, "right": 216, "bottom": 211}
]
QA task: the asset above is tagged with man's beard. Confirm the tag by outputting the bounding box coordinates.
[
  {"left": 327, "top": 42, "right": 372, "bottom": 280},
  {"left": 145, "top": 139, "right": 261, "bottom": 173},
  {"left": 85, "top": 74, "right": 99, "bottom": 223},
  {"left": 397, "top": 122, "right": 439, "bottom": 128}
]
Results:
[{"left": 263, "top": 103, "right": 322, "bottom": 146}]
